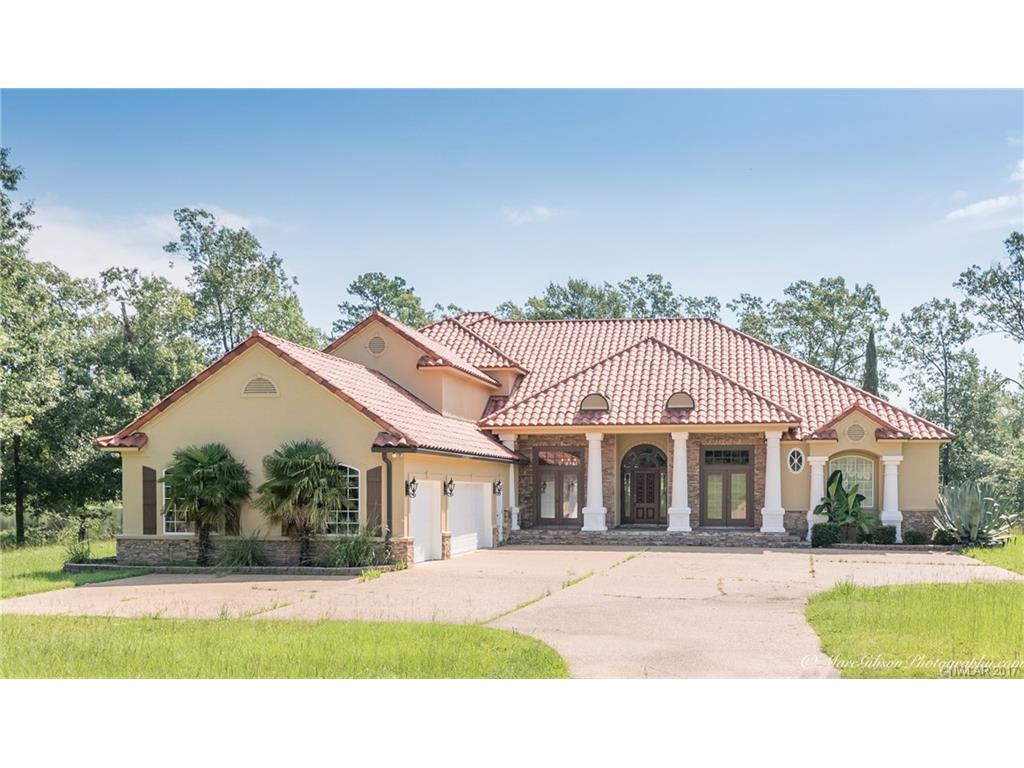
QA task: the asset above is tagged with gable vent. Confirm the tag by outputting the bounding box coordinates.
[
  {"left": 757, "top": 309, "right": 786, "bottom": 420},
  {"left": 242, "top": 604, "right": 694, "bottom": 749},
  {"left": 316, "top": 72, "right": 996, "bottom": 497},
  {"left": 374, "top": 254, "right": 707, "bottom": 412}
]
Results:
[
  {"left": 367, "top": 335, "right": 387, "bottom": 356},
  {"left": 846, "top": 423, "right": 866, "bottom": 442},
  {"left": 243, "top": 376, "right": 278, "bottom": 396}
]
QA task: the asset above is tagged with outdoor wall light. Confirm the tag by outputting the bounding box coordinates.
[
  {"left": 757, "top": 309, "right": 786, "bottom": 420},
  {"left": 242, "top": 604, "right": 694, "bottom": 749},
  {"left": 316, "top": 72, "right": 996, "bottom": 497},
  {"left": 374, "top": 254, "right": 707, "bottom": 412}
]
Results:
[
  {"left": 443, "top": 478, "right": 455, "bottom": 497},
  {"left": 492, "top": 480, "right": 503, "bottom": 495},
  {"left": 405, "top": 478, "right": 418, "bottom": 498}
]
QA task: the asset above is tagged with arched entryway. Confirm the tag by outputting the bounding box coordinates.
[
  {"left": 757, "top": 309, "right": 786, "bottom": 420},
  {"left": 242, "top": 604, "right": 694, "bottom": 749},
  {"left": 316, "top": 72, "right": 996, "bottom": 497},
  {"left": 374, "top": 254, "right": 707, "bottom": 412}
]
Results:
[{"left": 621, "top": 444, "right": 667, "bottom": 525}]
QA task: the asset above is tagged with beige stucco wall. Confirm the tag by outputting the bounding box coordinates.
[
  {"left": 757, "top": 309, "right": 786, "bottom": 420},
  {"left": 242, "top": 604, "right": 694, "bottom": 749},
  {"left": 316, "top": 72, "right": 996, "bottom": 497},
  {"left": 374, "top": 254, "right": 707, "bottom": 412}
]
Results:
[
  {"left": 781, "top": 440, "right": 810, "bottom": 511},
  {"left": 120, "top": 344, "right": 391, "bottom": 538},
  {"left": 899, "top": 441, "right": 941, "bottom": 511}
]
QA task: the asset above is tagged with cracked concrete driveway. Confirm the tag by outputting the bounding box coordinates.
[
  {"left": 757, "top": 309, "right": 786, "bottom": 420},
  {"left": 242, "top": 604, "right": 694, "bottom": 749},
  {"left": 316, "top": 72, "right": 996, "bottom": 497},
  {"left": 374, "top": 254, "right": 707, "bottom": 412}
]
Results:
[{"left": 2, "top": 546, "right": 1018, "bottom": 677}]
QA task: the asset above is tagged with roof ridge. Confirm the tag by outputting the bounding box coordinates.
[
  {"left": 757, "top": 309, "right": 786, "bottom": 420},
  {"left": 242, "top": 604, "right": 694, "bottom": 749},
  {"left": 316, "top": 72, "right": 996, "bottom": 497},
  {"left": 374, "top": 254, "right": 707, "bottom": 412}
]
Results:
[
  {"left": 446, "top": 317, "right": 527, "bottom": 370},
  {"left": 703, "top": 318, "right": 954, "bottom": 438}
]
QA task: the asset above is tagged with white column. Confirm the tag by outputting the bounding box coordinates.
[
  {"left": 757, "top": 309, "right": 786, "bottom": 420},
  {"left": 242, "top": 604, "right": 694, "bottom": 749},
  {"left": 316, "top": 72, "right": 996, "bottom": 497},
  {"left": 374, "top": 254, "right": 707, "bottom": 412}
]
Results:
[
  {"left": 881, "top": 455, "right": 903, "bottom": 543},
  {"left": 806, "top": 455, "right": 829, "bottom": 542},
  {"left": 760, "top": 430, "right": 786, "bottom": 533},
  {"left": 500, "top": 435, "right": 520, "bottom": 531},
  {"left": 582, "top": 432, "right": 607, "bottom": 531},
  {"left": 667, "top": 432, "right": 692, "bottom": 531}
]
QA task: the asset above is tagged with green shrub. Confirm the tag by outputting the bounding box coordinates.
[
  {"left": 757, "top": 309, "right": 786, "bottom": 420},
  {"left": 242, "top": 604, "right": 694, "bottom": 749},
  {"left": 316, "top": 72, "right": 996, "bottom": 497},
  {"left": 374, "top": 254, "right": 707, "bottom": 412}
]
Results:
[
  {"left": 318, "top": 528, "right": 388, "bottom": 568},
  {"left": 812, "top": 522, "right": 842, "bottom": 548},
  {"left": 934, "top": 481, "right": 1019, "bottom": 545},
  {"left": 63, "top": 535, "right": 92, "bottom": 564},
  {"left": 932, "top": 529, "right": 959, "bottom": 546},
  {"left": 871, "top": 525, "right": 897, "bottom": 545},
  {"left": 902, "top": 530, "right": 929, "bottom": 545},
  {"left": 216, "top": 534, "right": 269, "bottom": 567}
]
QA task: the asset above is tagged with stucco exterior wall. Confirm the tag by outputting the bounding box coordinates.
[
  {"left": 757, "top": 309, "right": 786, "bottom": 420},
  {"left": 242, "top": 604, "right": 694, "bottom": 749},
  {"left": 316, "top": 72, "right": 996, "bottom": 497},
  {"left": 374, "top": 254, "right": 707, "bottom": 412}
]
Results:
[
  {"left": 780, "top": 440, "right": 810, "bottom": 512},
  {"left": 438, "top": 370, "right": 492, "bottom": 421},
  {"left": 899, "top": 442, "right": 941, "bottom": 511}
]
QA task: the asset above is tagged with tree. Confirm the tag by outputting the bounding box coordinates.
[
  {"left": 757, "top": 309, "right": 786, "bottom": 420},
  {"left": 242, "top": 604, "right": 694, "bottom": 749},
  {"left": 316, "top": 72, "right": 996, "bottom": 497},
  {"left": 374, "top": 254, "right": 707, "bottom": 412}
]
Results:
[
  {"left": 617, "top": 274, "right": 721, "bottom": 319},
  {"left": 333, "top": 272, "right": 434, "bottom": 333},
  {"left": 956, "top": 231, "right": 1024, "bottom": 349},
  {"left": 728, "top": 277, "right": 891, "bottom": 388},
  {"left": 164, "top": 208, "right": 323, "bottom": 357},
  {"left": 162, "top": 443, "right": 251, "bottom": 565},
  {"left": 256, "top": 439, "right": 351, "bottom": 564},
  {"left": 862, "top": 327, "right": 879, "bottom": 395}
]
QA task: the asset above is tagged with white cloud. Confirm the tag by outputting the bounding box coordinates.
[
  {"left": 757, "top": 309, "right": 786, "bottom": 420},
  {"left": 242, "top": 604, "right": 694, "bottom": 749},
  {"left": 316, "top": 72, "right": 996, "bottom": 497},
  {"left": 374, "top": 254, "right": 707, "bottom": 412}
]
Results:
[
  {"left": 501, "top": 205, "right": 558, "bottom": 225},
  {"left": 27, "top": 204, "right": 264, "bottom": 286},
  {"left": 1011, "top": 158, "right": 1024, "bottom": 183},
  {"left": 944, "top": 194, "right": 1022, "bottom": 222}
]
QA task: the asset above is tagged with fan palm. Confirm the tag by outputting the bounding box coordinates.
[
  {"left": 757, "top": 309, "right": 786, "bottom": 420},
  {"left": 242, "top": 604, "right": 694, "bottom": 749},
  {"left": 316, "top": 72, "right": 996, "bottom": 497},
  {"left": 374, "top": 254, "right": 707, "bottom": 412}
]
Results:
[
  {"left": 162, "top": 443, "right": 252, "bottom": 565},
  {"left": 256, "top": 439, "right": 351, "bottom": 565}
]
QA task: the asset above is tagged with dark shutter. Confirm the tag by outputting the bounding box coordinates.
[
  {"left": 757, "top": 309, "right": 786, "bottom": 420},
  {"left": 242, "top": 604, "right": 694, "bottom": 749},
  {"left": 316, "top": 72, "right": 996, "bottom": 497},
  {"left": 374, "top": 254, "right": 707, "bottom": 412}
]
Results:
[
  {"left": 142, "top": 466, "right": 157, "bottom": 535},
  {"left": 366, "top": 466, "right": 382, "bottom": 535}
]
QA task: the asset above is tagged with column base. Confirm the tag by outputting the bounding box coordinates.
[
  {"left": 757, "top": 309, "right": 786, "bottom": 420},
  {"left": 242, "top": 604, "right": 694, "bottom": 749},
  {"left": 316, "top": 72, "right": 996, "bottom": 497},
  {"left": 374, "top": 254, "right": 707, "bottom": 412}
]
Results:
[
  {"left": 880, "top": 510, "right": 903, "bottom": 543},
  {"left": 582, "top": 507, "right": 607, "bottom": 532},
  {"left": 510, "top": 507, "right": 521, "bottom": 531},
  {"left": 806, "top": 512, "right": 828, "bottom": 541},
  {"left": 667, "top": 507, "right": 692, "bottom": 532},
  {"left": 760, "top": 508, "right": 787, "bottom": 533}
]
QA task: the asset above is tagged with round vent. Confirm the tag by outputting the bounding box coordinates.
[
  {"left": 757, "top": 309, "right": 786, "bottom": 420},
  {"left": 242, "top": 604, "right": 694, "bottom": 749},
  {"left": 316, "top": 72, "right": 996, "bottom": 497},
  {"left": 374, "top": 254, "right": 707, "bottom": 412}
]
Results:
[
  {"left": 367, "top": 335, "right": 387, "bottom": 356},
  {"left": 243, "top": 376, "right": 278, "bottom": 396},
  {"left": 846, "top": 423, "right": 866, "bottom": 442}
]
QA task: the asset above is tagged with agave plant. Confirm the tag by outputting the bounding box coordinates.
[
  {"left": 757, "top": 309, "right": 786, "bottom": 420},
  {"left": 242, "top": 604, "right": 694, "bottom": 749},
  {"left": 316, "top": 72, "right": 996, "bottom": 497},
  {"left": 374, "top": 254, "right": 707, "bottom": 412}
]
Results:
[
  {"left": 256, "top": 439, "right": 351, "bottom": 565},
  {"left": 934, "top": 481, "right": 1017, "bottom": 546},
  {"left": 813, "top": 469, "right": 877, "bottom": 539},
  {"left": 162, "top": 443, "right": 252, "bottom": 565}
]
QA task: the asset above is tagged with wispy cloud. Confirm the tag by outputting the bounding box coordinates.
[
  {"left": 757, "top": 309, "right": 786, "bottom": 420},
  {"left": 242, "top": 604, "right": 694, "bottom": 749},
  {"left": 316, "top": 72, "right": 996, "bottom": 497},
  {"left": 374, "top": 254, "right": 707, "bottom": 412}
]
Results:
[
  {"left": 1011, "top": 159, "right": 1024, "bottom": 183},
  {"left": 501, "top": 205, "right": 558, "bottom": 225},
  {"left": 944, "top": 194, "right": 1022, "bottom": 222},
  {"left": 28, "top": 204, "right": 264, "bottom": 285}
]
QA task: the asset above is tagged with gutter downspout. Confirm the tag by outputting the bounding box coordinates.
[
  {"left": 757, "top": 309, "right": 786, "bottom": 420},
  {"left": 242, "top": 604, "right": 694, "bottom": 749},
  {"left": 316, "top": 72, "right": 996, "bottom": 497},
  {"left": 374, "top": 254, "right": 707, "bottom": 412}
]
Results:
[{"left": 381, "top": 452, "right": 394, "bottom": 543}]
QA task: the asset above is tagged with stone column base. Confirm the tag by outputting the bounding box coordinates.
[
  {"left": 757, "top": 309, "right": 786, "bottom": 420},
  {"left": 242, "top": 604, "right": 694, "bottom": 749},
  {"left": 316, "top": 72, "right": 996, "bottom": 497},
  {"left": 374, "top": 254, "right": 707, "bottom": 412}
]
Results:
[
  {"left": 390, "top": 537, "right": 415, "bottom": 568},
  {"left": 880, "top": 510, "right": 903, "bottom": 543},
  {"left": 667, "top": 507, "right": 692, "bottom": 532},
  {"left": 760, "top": 508, "right": 787, "bottom": 533},
  {"left": 582, "top": 507, "right": 608, "bottom": 532},
  {"left": 441, "top": 531, "right": 452, "bottom": 560},
  {"left": 510, "top": 507, "right": 521, "bottom": 531}
]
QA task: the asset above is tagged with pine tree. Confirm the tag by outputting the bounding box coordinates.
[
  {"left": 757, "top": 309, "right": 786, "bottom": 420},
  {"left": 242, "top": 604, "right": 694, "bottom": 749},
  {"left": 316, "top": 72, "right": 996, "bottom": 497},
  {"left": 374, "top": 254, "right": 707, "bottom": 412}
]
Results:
[{"left": 862, "top": 327, "right": 879, "bottom": 395}]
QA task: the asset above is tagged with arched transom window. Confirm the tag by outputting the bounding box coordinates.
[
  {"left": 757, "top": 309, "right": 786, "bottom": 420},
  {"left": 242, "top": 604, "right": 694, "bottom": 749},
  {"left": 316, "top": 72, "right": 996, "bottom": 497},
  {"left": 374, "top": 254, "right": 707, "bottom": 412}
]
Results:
[{"left": 829, "top": 455, "right": 875, "bottom": 509}]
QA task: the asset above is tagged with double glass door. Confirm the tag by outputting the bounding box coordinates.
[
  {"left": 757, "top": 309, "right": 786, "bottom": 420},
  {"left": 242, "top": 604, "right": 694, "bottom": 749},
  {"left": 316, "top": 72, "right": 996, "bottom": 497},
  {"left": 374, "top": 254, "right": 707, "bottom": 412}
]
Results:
[
  {"left": 701, "top": 447, "right": 753, "bottom": 527},
  {"left": 535, "top": 448, "right": 583, "bottom": 525}
]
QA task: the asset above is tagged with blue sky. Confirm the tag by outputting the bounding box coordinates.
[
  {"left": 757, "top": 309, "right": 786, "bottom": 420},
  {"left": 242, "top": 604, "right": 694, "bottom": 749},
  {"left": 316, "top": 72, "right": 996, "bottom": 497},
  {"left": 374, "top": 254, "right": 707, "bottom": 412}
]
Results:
[{"left": 3, "top": 89, "right": 1022, "bottom": 393}]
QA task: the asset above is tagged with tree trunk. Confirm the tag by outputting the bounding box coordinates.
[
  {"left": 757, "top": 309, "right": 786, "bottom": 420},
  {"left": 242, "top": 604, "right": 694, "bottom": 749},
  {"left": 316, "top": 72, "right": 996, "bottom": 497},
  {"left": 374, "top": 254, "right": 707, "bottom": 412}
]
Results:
[
  {"left": 13, "top": 433, "right": 25, "bottom": 546},
  {"left": 197, "top": 523, "right": 212, "bottom": 566}
]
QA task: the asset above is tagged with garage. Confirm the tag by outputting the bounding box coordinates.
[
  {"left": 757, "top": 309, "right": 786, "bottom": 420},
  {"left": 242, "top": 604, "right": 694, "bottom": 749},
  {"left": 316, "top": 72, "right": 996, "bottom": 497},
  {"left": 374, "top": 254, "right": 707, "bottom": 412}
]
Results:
[
  {"left": 447, "top": 482, "right": 493, "bottom": 556},
  {"left": 409, "top": 480, "right": 442, "bottom": 563}
]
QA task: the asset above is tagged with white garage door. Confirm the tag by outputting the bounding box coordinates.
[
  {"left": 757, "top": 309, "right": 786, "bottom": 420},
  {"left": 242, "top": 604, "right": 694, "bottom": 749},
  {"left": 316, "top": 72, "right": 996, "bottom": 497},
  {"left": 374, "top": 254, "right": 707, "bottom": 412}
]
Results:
[
  {"left": 448, "top": 482, "right": 493, "bottom": 556},
  {"left": 410, "top": 481, "right": 442, "bottom": 563}
]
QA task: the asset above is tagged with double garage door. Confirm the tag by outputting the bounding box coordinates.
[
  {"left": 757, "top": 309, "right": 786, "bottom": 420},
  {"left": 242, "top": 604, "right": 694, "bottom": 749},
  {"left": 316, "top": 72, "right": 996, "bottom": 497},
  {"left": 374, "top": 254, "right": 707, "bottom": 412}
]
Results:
[{"left": 409, "top": 480, "right": 492, "bottom": 562}]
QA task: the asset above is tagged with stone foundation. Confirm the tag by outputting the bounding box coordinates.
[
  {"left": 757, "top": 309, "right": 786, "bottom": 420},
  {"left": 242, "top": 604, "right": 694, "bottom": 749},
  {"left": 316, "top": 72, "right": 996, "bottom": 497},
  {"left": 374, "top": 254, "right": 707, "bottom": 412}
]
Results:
[
  {"left": 389, "top": 537, "right": 415, "bottom": 568},
  {"left": 901, "top": 510, "right": 934, "bottom": 535},
  {"left": 441, "top": 532, "right": 452, "bottom": 560},
  {"left": 509, "top": 527, "right": 805, "bottom": 548},
  {"left": 117, "top": 535, "right": 393, "bottom": 567}
]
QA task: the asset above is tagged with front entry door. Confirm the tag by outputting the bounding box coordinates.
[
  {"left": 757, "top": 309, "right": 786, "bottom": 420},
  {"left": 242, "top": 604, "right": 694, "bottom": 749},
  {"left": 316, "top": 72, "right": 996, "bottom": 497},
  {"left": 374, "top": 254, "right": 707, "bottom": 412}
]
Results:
[
  {"left": 632, "top": 469, "right": 659, "bottom": 522},
  {"left": 701, "top": 447, "right": 754, "bottom": 527}
]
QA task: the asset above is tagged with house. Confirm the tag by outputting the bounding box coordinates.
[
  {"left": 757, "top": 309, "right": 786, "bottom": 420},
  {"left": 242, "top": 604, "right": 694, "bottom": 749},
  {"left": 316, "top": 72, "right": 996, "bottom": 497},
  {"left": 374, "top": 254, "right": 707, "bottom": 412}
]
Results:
[{"left": 97, "top": 310, "right": 952, "bottom": 565}]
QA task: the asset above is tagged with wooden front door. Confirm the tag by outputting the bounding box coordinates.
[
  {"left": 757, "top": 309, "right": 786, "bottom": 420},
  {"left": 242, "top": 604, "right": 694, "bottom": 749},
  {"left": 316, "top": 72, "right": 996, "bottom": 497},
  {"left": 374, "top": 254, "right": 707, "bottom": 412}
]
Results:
[
  {"left": 632, "top": 469, "right": 659, "bottom": 522},
  {"left": 700, "top": 447, "right": 754, "bottom": 527}
]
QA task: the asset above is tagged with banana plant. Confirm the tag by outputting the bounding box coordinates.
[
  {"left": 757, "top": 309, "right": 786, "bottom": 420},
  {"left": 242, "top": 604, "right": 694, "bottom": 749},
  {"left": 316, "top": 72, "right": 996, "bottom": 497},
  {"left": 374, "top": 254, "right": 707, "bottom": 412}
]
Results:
[{"left": 813, "top": 469, "right": 876, "bottom": 538}]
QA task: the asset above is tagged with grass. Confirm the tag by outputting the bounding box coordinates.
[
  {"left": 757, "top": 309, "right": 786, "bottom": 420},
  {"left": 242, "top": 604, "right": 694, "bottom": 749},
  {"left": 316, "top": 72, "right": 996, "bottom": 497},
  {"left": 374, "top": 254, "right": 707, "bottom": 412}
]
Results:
[
  {"left": 0, "top": 614, "right": 569, "bottom": 678},
  {"left": 0, "top": 541, "right": 141, "bottom": 599},
  {"left": 807, "top": 580, "right": 1024, "bottom": 678},
  {"left": 965, "top": 532, "right": 1024, "bottom": 575}
]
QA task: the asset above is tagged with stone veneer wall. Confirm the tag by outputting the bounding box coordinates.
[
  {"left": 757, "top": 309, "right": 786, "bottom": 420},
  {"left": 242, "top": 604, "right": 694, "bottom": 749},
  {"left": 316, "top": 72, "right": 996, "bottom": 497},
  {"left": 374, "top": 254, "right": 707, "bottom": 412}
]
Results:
[
  {"left": 118, "top": 536, "right": 397, "bottom": 567},
  {"left": 900, "top": 510, "right": 934, "bottom": 535},
  {"left": 686, "top": 433, "right": 766, "bottom": 531},
  {"left": 516, "top": 434, "right": 616, "bottom": 528}
]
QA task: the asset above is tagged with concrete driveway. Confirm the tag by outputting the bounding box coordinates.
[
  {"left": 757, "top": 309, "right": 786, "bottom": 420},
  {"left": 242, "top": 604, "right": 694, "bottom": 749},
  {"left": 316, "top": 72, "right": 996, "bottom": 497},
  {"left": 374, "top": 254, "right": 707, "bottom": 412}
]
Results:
[{"left": 2, "top": 546, "right": 1018, "bottom": 677}]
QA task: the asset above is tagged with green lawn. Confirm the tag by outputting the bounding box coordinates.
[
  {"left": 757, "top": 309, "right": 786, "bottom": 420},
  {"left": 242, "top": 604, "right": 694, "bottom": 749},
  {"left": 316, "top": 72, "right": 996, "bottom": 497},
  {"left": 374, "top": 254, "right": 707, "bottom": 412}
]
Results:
[
  {"left": 966, "top": 532, "right": 1024, "bottom": 575},
  {"left": 807, "top": 581, "right": 1024, "bottom": 678},
  {"left": 0, "top": 541, "right": 140, "bottom": 599},
  {"left": 0, "top": 615, "right": 569, "bottom": 678}
]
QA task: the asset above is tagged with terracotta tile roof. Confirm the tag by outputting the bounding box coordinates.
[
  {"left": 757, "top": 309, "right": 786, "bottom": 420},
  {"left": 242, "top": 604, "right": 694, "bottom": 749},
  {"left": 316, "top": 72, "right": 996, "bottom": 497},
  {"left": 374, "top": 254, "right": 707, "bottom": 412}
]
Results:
[
  {"left": 482, "top": 337, "right": 800, "bottom": 428},
  {"left": 324, "top": 310, "right": 499, "bottom": 387},
  {"left": 420, "top": 317, "right": 526, "bottom": 371},
  {"left": 96, "top": 332, "right": 518, "bottom": 462},
  {"left": 451, "top": 316, "right": 952, "bottom": 440},
  {"left": 95, "top": 432, "right": 148, "bottom": 449}
]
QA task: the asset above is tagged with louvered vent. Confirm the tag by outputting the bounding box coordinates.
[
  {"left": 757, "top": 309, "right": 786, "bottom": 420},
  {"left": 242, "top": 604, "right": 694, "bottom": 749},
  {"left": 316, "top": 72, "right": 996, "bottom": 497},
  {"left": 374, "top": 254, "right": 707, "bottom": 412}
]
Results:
[
  {"left": 846, "top": 423, "right": 866, "bottom": 442},
  {"left": 243, "top": 376, "right": 278, "bottom": 396},
  {"left": 367, "top": 335, "right": 387, "bottom": 356}
]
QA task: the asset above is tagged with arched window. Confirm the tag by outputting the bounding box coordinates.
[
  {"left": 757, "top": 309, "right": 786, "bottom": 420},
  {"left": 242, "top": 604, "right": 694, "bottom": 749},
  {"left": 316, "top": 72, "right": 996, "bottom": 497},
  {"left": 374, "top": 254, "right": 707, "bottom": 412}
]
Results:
[
  {"left": 579, "top": 393, "right": 610, "bottom": 412},
  {"left": 325, "top": 465, "right": 360, "bottom": 535},
  {"left": 829, "top": 455, "right": 875, "bottom": 509},
  {"left": 666, "top": 391, "right": 695, "bottom": 410}
]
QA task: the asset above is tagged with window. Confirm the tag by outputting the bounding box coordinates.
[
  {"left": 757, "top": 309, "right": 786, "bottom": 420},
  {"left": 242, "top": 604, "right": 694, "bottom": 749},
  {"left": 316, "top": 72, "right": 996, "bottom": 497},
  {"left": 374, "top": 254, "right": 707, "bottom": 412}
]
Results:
[
  {"left": 325, "top": 465, "right": 360, "bottom": 535},
  {"left": 829, "top": 455, "right": 875, "bottom": 509},
  {"left": 703, "top": 449, "right": 751, "bottom": 465},
  {"left": 579, "top": 393, "right": 609, "bottom": 411},
  {"left": 666, "top": 391, "right": 695, "bottom": 410},
  {"left": 787, "top": 448, "right": 805, "bottom": 474},
  {"left": 242, "top": 376, "right": 278, "bottom": 396},
  {"left": 161, "top": 469, "right": 190, "bottom": 535}
]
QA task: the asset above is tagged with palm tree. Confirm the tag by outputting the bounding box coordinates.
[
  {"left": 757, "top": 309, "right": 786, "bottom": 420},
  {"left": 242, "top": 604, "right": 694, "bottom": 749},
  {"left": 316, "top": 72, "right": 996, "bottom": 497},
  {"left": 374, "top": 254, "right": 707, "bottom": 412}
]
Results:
[
  {"left": 256, "top": 439, "right": 351, "bottom": 565},
  {"left": 162, "top": 443, "right": 252, "bottom": 566}
]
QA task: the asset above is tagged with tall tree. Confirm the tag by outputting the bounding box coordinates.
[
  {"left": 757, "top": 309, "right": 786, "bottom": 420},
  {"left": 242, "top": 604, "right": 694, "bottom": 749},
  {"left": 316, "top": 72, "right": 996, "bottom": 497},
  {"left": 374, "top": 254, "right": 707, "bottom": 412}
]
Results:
[
  {"left": 861, "top": 327, "right": 879, "bottom": 395},
  {"left": 164, "top": 208, "right": 323, "bottom": 357},
  {"left": 617, "top": 274, "right": 721, "bottom": 319},
  {"left": 956, "top": 231, "right": 1024, "bottom": 348},
  {"left": 333, "top": 272, "right": 434, "bottom": 333},
  {"left": 728, "top": 277, "right": 891, "bottom": 388}
]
